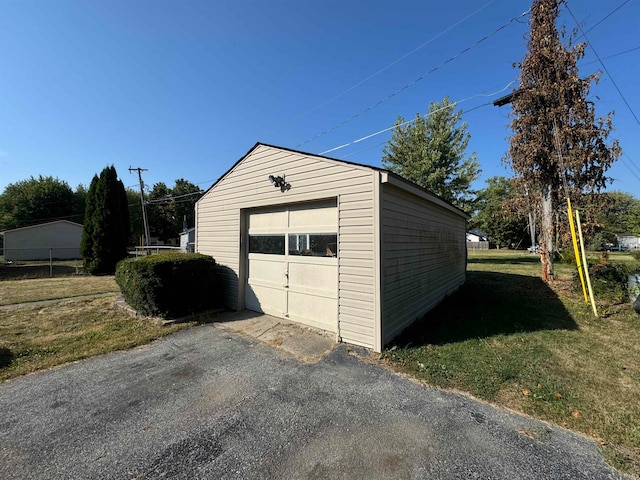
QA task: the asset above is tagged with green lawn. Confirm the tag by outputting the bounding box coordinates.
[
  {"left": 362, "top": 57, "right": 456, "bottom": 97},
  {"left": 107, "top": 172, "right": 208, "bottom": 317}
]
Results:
[
  {"left": 0, "top": 278, "right": 197, "bottom": 381},
  {"left": 385, "top": 250, "right": 640, "bottom": 476},
  {"left": 0, "top": 275, "right": 119, "bottom": 306}
]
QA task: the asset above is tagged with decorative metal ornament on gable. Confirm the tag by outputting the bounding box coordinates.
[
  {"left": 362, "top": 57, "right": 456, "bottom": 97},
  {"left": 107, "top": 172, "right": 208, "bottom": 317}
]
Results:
[{"left": 268, "top": 175, "right": 291, "bottom": 192}]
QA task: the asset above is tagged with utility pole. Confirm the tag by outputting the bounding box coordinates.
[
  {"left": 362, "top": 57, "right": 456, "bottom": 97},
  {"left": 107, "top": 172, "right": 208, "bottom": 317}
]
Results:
[{"left": 129, "top": 167, "right": 151, "bottom": 248}]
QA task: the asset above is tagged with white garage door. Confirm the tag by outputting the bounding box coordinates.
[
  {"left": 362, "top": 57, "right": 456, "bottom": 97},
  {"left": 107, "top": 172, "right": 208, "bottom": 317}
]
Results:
[{"left": 245, "top": 201, "right": 338, "bottom": 333}]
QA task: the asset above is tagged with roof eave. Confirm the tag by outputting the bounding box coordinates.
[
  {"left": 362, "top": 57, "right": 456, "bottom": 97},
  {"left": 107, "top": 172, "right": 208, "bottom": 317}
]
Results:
[{"left": 380, "top": 172, "right": 470, "bottom": 219}]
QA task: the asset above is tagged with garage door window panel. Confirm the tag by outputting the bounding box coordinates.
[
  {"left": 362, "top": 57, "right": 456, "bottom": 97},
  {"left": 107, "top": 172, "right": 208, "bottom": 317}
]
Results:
[
  {"left": 288, "top": 234, "right": 337, "bottom": 257},
  {"left": 249, "top": 235, "right": 285, "bottom": 255}
]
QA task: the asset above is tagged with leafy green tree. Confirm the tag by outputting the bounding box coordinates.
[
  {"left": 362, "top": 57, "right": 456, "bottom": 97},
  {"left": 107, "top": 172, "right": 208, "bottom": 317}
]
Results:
[
  {"left": 582, "top": 191, "right": 640, "bottom": 249},
  {"left": 81, "top": 166, "right": 130, "bottom": 274},
  {"left": 596, "top": 191, "right": 640, "bottom": 234},
  {"left": 126, "top": 188, "right": 144, "bottom": 245},
  {"left": 80, "top": 175, "right": 99, "bottom": 264},
  {"left": 147, "top": 182, "right": 174, "bottom": 241},
  {"left": 0, "top": 176, "right": 79, "bottom": 229},
  {"left": 505, "top": 0, "right": 620, "bottom": 280},
  {"left": 146, "top": 179, "right": 202, "bottom": 241},
  {"left": 382, "top": 96, "right": 481, "bottom": 210},
  {"left": 171, "top": 178, "right": 202, "bottom": 231},
  {"left": 471, "top": 177, "right": 529, "bottom": 248},
  {"left": 73, "top": 184, "right": 88, "bottom": 224}
]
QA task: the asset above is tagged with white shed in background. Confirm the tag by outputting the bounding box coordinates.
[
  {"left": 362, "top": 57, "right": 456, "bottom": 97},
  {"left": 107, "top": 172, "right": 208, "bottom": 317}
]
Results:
[
  {"left": 1, "top": 220, "right": 83, "bottom": 261},
  {"left": 196, "top": 143, "right": 468, "bottom": 352},
  {"left": 616, "top": 234, "right": 640, "bottom": 250},
  {"left": 180, "top": 227, "right": 196, "bottom": 253}
]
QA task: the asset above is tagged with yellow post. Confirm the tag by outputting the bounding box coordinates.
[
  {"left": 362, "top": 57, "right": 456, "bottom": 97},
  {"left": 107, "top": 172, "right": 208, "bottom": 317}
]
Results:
[
  {"left": 575, "top": 210, "right": 598, "bottom": 317},
  {"left": 567, "top": 198, "right": 588, "bottom": 302}
]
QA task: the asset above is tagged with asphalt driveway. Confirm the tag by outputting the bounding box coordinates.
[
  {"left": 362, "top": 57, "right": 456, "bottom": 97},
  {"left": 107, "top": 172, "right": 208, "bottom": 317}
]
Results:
[{"left": 0, "top": 320, "right": 625, "bottom": 479}]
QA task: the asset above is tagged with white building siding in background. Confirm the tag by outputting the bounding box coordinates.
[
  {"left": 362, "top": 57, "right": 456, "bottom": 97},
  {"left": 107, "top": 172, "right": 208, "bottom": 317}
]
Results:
[
  {"left": 196, "top": 144, "right": 377, "bottom": 349},
  {"left": 380, "top": 184, "right": 467, "bottom": 344},
  {"left": 2, "top": 220, "right": 83, "bottom": 261},
  {"left": 617, "top": 235, "right": 640, "bottom": 250}
]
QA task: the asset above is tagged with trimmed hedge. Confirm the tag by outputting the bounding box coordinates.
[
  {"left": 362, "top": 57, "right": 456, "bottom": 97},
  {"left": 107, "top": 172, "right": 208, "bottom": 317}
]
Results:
[{"left": 115, "top": 253, "right": 222, "bottom": 318}]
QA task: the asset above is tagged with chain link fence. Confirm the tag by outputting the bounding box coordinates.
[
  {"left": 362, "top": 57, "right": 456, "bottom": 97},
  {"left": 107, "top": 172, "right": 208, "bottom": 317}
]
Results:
[
  {"left": 1, "top": 246, "right": 190, "bottom": 280},
  {"left": 467, "top": 241, "right": 490, "bottom": 250},
  {"left": 0, "top": 247, "right": 83, "bottom": 280}
]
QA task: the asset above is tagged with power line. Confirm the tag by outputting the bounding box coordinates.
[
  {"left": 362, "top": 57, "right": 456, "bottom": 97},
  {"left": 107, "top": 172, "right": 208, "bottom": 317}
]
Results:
[
  {"left": 582, "top": 45, "right": 640, "bottom": 66},
  {"left": 5, "top": 213, "right": 84, "bottom": 225},
  {"left": 619, "top": 155, "right": 640, "bottom": 185},
  {"left": 295, "top": 8, "right": 531, "bottom": 149},
  {"left": 146, "top": 190, "right": 204, "bottom": 205},
  {"left": 344, "top": 99, "right": 498, "bottom": 160},
  {"left": 195, "top": 179, "right": 217, "bottom": 186},
  {"left": 567, "top": 5, "right": 640, "bottom": 128},
  {"left": 319, "top": 78, "right": 517, "bottom": 155},
  {"left": 576, "top": 0, "right": 631, "bottom": 38},
  {"left": 344, "top": 99, "right": 497, "bottom": 161},
  {"left": 342, "top": 139, "right": 387, "bottom": 159},
  {"left": 276, "top": 0, "right": 498, "bottom": 129},
  {"left": 621, "top": 153, "right": 640, "bottom": 181},
  {"left": 624, "top": 153, "right": 640, "bottom": 176}
]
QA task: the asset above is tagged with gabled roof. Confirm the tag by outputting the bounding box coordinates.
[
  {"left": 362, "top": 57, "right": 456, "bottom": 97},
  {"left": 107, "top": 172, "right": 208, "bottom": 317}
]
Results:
[
  {"left": 200, "top": 142, "right": 385, "bottom": 196},
  {"left": 198, "top": 142, "right": 468, "bottom": 218},
  {"left": 468, "top": 228, "right": 488, "bottom": 238},
  {"left": 1, "top": 219, "right": 83, "bottom": 234}
]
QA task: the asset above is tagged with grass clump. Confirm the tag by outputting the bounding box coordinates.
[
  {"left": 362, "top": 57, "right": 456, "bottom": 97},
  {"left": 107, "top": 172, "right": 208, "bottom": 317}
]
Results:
[
  {"left": 115, "top": 253, "right": 222, "bottom": 318},
  {"left": 384, "top": 250, "right": 640, "bottom": 476},
  {"left": 0, "top": 296, "right": 195, "bottom": 381}
]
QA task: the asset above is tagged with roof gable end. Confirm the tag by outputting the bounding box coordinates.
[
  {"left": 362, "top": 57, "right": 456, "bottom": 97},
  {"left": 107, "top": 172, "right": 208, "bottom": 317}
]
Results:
[
  {"left": 198, "top": 142, "right": 383, "bottom": 199},
  {"left": 2, "top": 220, "right": 83, "bottom": 234},
  {"left": 197, "top": 142, "right": 467, "bottom": 219}
]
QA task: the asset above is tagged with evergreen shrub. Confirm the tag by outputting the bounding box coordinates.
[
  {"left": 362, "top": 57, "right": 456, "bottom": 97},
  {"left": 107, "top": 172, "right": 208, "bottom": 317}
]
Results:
[
  {"left": 82, "top": 166, "right": 130, "bottom": 274},
  {"left": 115, "top": 253, "right": 221, "bottom": 317}
]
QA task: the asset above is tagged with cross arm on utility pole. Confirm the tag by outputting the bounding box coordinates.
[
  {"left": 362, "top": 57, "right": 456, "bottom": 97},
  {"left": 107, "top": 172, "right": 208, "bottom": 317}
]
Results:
[{"left": 492, "top": 89, "right": 521, "bottom": 107}]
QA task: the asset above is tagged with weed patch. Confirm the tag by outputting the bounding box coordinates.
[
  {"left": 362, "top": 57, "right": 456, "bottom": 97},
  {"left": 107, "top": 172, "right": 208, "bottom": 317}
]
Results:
[{"left": 584, "top": 261, "right": 634, "bottom": 303}]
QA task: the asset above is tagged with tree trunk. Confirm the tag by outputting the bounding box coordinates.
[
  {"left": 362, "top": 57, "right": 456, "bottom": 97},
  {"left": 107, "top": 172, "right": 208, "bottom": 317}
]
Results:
[
  {"left": 528, "top": 211, "right": 536, "bottom": 249},
  {"left": 540, "top": 183, "right": 555, "bottom": 281}
]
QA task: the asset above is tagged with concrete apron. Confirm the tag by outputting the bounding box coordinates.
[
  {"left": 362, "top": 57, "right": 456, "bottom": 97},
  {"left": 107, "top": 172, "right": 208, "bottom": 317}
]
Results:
[{"left": 214, "top": 310, "right": 337, "bottom": 363}]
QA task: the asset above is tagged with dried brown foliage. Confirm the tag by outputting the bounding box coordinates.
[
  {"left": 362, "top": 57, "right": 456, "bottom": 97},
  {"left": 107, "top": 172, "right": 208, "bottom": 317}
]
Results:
[{"left": 504, "top": 0, "right": 621, "bottom": 279}]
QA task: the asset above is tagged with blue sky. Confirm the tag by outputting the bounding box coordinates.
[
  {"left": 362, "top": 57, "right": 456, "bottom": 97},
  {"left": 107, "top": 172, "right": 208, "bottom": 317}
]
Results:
[{"left": 1, "top": 0, "right": 639, "bottom": 197}]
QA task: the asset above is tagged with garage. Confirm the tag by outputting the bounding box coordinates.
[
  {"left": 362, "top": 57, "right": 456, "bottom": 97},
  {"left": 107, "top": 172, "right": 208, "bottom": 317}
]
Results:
[
  {"left": 1, "top": 220, "right": 83, "bottom": 261},
  {"left": 196, "top": 143, "right": 468, "bottom": 352},
  {"left": 245, "top": 201, "right": 338, "bottom": 333}
]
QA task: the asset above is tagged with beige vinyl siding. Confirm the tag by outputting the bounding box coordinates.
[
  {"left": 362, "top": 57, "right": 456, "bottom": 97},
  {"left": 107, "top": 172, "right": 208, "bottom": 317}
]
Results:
[
  {"left": 380, "top": 184, "right": 466, "bottom": 345},
  {"left": 196, "top": 144, "right": 377, "bottom": 349}
]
